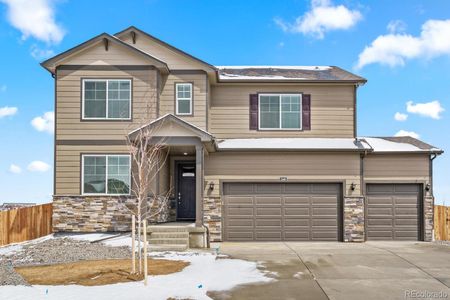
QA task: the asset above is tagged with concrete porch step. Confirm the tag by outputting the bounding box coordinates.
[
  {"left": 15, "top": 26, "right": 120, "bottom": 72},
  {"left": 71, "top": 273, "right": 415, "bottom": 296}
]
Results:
[
  {"left": 148, "top": 238, "right": 188, "bottom": 245},
  {"left": 147, "top": 226, "right": 191, "bottom": 233},
  {"left": 148, "top": 244, "right": 188, "bottom": 252},
  {"left": 149, "top": 232, "right": 189, "bottom": 239}
]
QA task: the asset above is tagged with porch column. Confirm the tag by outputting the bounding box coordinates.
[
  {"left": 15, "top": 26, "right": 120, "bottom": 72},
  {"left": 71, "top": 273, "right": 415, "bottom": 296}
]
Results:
[{"left": 195, "top": 145, "right": 204, "bottom": 227}]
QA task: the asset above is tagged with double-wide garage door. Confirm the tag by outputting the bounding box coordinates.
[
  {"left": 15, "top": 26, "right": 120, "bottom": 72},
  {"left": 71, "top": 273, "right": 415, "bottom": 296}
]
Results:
[
  {"left": 366, "top": 184, "right": 422, "bottom": 241},
  {"left": 223, "top": 183, "right": 342, "bottom": 241}
]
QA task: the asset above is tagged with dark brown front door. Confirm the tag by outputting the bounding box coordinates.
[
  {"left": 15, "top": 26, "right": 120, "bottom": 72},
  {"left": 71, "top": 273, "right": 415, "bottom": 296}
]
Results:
[{"left": 176, "top": 162, "right": 196, "bottom": 220}]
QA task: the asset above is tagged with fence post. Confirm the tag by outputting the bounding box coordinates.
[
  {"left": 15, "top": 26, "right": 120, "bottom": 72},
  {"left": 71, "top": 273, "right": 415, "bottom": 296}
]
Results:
[{"left": 143, "top": 219, "right": 148, "bottom": 286}]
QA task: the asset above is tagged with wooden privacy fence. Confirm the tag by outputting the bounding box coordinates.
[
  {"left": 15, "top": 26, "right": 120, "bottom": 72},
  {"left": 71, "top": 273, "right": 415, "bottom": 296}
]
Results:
[
  {"left": 0, "top": 203, "right": 52, "bottom": 246},
  {"left": 434, "top": 205, "right": 450, "bottom": 241}
]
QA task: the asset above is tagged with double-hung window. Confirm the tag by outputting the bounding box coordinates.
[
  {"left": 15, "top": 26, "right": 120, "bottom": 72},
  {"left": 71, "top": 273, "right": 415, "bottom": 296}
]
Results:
[
  {"left": 259, "top": 94, "right": 302, "bottom": 130},
  {"left": 82, "top": 79, "right": 131, "bottom": 120},
  {"left": 175, "top": 83, "right": 193, "bottom": 115},
  {"left": 82, "top": 154, "right": 131, "bottom": 195}
]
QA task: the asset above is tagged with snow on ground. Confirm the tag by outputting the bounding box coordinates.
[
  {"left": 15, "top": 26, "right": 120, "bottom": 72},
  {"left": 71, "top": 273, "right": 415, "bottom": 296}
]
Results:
[
  {"left": 61, "top": 233, "right": 119, "bottom": 242},
  {"left": 0, "top": 234, "right": 54, "bottom": 256},
  {"left": 0, "top": 252, "right": 273, "bottom": 300}
]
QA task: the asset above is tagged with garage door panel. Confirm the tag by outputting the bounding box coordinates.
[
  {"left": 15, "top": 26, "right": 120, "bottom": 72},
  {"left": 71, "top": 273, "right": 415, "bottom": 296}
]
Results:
[
  {"left": 312, "top": 196, "right": 338, "bottom": 205},
  {"left": 255, "top": 196, "right": 282, "bottom": 205},
  {"left": 367, "top": 184, "right": 421, "bottom": 241},
  {"left": 224, "top": 183, "right": 341, "bottom": 241},
  {"left": 256, "top": 231, "right": 282, "bottom": 240},
  {"left": 394, "top": 185, "right": 420, "bottom": 193},
  {"left": 255, "top": 207, "right": 282, "bottom": 216},
  {"left": 227, "top": 207, "right": 253, "bottom": 217},
  {"left": 255, "top": 183, "right": 282, "bottom": 194},
  {"left": 284, "top": 196, "right": 310, "bottom": 205},
  {"left": 227, "top": 231, "right": 254, "bottom": 240},
  {"left": 226, "top": 196, "right": 254, "bottom": 205},
  {"left": 312, "top": 207, "right": 338, "bottom": 216},
  {"left": 283, "top": 207, "right": 310, "bottom": 216},
  {"left": 368, "top": 196, "right": 393, "bottom": 205},
  {"left": 227, "top": 219, "right": 253, "bottom": 227}
]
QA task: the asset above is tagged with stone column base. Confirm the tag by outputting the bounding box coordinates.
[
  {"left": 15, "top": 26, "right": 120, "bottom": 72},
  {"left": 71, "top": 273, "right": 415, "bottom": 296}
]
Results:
[{"left": 344, "top": 197, "right": 365, "bottom": 242}]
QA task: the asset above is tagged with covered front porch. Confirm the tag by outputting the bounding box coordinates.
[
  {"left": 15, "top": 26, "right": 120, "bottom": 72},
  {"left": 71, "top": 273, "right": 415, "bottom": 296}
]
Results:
[{"left": 128, "top": 114, "right": 216, "bottom": 229}]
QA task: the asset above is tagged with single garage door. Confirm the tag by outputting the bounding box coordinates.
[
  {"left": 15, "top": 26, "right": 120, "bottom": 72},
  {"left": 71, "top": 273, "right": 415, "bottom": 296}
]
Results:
[
  {"left": 366, "top": 184, "right": 422, "bottom": 241},
  {"left": 223, "top": 183, "right": 342, "bottom": 241}
]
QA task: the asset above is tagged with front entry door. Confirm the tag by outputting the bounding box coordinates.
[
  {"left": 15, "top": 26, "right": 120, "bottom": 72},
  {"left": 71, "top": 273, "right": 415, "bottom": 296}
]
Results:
[{"left": 176, "top": 162, "right": 196, "bottom": 220}]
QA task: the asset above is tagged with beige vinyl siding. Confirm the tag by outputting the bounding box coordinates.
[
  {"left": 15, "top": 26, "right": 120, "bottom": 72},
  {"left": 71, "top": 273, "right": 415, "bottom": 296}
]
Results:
[
  {"left": 61, "top": 42, "right": 153, "bottom": 66},
  {"left": 56, "top": 68, "right": 158, "bottom": 141},
  {"left": 364, "top": 154, "right": 430, "bottom": 181},
  {"left": 160, "top": 73, "right": 207, "bottom": 130},
  {"left": 209, "top": 84, "right": 355, "bottom": 138},
  {"left": 55, "top": 145, "right": 129, "bottom": 195},
  {"left": 204, "top": 152, "right": 361, "bottom": 197},
  {"left": 120, "top": 34, "right": 209, "bottom": 70}
]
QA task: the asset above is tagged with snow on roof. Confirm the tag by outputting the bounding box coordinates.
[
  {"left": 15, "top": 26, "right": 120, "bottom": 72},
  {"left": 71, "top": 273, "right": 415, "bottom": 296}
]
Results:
[
  {"left": 217, "top": 138, "right": 369, "bottom": 151},
  {"left": 361, "top": 137, "right": 442, "bottom": 153},
  {"left": 216, "top": 66, "right": 332, "bottom": 70},
  {"left": 216, "top": 66, "right": 366, "bottom": 82}
]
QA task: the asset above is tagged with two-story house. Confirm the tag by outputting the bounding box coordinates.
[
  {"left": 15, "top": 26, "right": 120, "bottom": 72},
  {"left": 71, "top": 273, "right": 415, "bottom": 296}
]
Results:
[{"left": 41, "top": 26, "right": 442, "bottom": 245}]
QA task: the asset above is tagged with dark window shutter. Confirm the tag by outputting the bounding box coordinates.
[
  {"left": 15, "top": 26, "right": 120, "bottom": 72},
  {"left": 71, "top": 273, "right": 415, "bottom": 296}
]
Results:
[
  {"left": 249, "top": 94, "right": 258, "bottom": 130},
  {"left": 302, "top": 94, "right": 311, "bottom": 130}
]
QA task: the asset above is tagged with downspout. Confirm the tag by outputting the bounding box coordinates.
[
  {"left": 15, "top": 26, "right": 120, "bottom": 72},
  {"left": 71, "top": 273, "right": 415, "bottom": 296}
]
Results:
[{"left": 430, "top": 153, "right": 437, "bottom": 241}]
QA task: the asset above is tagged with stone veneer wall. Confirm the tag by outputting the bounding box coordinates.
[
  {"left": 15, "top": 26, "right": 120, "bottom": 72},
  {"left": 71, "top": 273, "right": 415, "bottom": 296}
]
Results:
[
  {"left": 343, "top": 197, "right": 365, "bottom": 242},
  {"left": 53, "top": 196, "right": 170, "bottom": 232},
  {"left": 424, "top": 196, "right": 434, "bottom": 242},
  {"left": 203, "top": 196, "right": 222, "bottom": 242}
]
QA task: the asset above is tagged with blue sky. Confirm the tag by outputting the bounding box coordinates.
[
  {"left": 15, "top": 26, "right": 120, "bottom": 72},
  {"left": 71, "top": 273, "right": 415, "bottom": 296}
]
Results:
[{"left": 0, "top": 0, "right": 449, "bottom": 204}]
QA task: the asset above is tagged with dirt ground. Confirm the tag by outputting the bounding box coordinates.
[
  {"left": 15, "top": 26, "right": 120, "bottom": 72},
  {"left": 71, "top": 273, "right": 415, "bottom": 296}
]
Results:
[{"left": 15, "top": 258, "right": 189, "bottom": 286}]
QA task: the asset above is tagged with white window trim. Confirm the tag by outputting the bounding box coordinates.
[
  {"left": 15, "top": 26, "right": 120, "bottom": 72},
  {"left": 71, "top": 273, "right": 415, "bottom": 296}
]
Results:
[
  {"left": 258, "top": 93, "right": 303, "bottom": 130},
  {"left": 175, "top": 83, "right": 193, "bottom": 115},
  {"left": 81, "top": 154, "right": 131, "bottom": 196},
  {"left": 81, "top": 79, "right": 132, "bottom": 120}
]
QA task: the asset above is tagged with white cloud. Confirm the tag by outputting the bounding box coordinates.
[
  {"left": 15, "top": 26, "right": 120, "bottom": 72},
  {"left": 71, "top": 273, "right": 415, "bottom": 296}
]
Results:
[
  {"left": 395, "top": 130, "right": 420, "bottom": 139},
  {"left": 9, "top": 164, "right": 21, "bottom": 174},
  {"left": 356, "top": 19, "right": 450, "bottom": 69},
  {"left": 275, "top": 0, "right": 362, "bottom": 39},
  {"left": 30, "top": 45, "right": 55, "bottom": 60},
  {"left": 406, "top": 100, "right": 444, "bottom": 119},
  {"left": 395, "top": 129, "right": 420, "bottom": 139},
  {"left": 1, "top": 0, "right": 65, "bottom": 44},
  {"left": 27, "top": 161, "right": 51, "bottom": 172},
  {"left": 0, "top": 106, "right": 18, "bottom": 118},
  {"left": 394, "top": 112, "right": 408, "bottom": 121},
  {"left": 387, "top": 20, "right": 407, "bottom": 33},
  {"left": 31, "top": 111, "right": 54, "bottom": 134}
]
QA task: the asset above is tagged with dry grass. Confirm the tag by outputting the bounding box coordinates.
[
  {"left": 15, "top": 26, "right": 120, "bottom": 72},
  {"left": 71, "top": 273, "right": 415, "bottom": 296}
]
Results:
[{"left": 15, "top": 259, "right": 189, "bottom": 286}]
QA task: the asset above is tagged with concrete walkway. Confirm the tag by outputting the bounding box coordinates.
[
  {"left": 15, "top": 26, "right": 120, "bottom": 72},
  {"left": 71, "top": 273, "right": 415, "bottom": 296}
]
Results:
[{"left": 209, "top": 241, "right": 450, "bottom": 300}]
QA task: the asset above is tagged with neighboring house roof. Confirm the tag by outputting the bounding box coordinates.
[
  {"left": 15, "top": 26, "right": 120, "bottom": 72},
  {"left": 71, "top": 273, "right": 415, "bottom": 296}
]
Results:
[
  {"left": 217, "top": 138, "right": 370, "bottom": 152},
  {"left": 128, "top": 113, "right": 214, "bottom": 142},
  {"left": 41, "top": 33, "right": 169, "bottom": 74},
  {"left": 114, "top": 26, "right": 217, "bottom": 72},
  {"left": 361, "top": 137, "right": 443, "bottom": 154},
  {"left": 216, "top": 66, "right": 367, "bottom": 83}
]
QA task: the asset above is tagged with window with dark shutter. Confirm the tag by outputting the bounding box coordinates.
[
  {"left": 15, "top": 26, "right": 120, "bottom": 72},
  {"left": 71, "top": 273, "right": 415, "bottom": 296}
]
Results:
[
  {"left": 302, "top": 94, "right": 311, "bottom": 130},
  {"left": 249, "top": 94, "right": 258, "bottom": 130}
]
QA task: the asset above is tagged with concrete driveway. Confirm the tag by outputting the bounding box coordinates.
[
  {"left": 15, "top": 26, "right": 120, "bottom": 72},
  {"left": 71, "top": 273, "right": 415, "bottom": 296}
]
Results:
[{"left": 209, "top": 242, "right": 450, "bottom": 300}]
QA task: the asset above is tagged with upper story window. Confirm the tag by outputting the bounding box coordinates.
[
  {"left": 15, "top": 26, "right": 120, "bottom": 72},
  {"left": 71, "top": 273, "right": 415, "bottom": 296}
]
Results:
[
  {"left": 82, "top": 154, "right": 131, "bottom": 195},
  {"left": 82, "top": 79, "right": 131, "bottom": 120},
  {"left": 175, "top": 83, "right": 193, "bottom": 115},
  {"left": 259, "top": 94, "right": 302, "bottom": 130}
]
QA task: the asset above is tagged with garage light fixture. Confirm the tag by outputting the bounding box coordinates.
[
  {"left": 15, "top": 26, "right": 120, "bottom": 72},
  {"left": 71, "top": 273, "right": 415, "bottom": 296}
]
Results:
[
  {"left": 350, "top": 183, "right": 356, "bottom": 191},
  {"left": 209, "top": 182, "right": 215, "bottom": 191}
]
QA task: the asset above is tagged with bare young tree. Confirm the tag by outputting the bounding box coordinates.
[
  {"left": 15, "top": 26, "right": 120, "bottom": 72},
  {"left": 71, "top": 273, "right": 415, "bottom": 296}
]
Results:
[
  {"left": 112, "top": 80, "right": 172, "bottom": 275},
  {"left": 126, "top": 122, "right": 172, "bottom": 273}
]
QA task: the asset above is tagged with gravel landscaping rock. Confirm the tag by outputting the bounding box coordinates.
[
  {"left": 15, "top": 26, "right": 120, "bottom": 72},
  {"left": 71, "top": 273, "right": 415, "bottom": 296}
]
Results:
[
  {"left": 433, "top": 240, "right": 450, "bottom": 246},
  {"left": 0, "top": 236, "right": 132, "bottom": 286}
]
